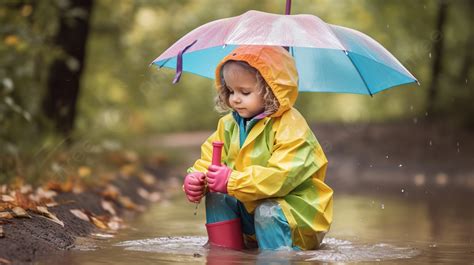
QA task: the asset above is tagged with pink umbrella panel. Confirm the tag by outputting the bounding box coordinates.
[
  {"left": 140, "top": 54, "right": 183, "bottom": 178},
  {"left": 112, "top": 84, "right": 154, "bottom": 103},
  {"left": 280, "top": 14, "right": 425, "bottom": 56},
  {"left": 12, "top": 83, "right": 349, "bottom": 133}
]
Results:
[{"left": 152, "top": 10, "right": 418, "bottom": 95}]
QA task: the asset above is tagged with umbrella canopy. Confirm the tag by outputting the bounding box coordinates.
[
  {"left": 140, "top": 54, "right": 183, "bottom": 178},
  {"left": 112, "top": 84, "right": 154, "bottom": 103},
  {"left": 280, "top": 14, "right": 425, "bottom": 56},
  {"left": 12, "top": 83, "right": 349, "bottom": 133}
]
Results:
[{"left": 152, "top": 10, "right": 418, "bottom": 96}]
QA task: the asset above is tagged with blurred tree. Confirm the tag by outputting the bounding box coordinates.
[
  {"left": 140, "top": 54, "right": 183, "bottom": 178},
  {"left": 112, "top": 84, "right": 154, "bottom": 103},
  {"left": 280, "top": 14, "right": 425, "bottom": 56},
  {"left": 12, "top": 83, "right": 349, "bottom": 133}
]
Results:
[
  {"left": 42, "top": 0, "right": 94, "bottom": 140},
  {"left": 427, "top": 0, "right": 449, "bottom": 117}
]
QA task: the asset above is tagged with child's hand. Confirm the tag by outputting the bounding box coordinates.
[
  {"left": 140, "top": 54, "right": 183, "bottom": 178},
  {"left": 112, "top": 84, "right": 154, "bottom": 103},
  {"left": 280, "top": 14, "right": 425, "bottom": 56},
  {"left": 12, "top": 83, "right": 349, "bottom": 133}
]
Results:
[
  {"left": 183, "top": 172, "right": 206, "bottom": 202},
  {"left": 207, "top": 165, "right": 231, "bottom": 193}
]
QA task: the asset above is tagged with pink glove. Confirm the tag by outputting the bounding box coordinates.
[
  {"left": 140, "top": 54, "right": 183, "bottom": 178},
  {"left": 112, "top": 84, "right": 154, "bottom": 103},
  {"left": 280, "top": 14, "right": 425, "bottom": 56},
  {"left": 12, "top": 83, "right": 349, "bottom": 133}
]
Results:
[
  {"left": 183, "top": 172, "right": 206, "bottom": 202},
  {"left": 207, "top": 164, "right": 231, "bottom": 193}
]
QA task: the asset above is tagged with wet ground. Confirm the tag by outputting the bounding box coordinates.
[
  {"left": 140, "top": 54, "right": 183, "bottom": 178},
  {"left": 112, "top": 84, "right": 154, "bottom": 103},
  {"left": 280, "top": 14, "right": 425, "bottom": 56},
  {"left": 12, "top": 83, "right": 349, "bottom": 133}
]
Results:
[
  {"left": 37, "top": 189, "right": 473, "bottom": 264},
  {"left": 37, "top": 122, "right": 474, "bottom": 264}
]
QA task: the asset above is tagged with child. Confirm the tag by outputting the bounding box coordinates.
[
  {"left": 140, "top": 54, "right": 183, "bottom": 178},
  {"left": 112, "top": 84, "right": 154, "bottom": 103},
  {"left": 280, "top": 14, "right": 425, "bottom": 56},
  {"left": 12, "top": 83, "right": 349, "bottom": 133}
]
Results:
[{"left": 183, "top": 45, "right": 333, "bottom": 251}]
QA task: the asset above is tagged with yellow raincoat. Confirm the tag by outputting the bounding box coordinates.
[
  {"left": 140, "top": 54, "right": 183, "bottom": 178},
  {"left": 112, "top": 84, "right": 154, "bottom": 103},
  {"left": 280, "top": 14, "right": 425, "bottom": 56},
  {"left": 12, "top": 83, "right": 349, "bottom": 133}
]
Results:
[{"left": 189, "top": 45, "right": 333, "bottom": 250}]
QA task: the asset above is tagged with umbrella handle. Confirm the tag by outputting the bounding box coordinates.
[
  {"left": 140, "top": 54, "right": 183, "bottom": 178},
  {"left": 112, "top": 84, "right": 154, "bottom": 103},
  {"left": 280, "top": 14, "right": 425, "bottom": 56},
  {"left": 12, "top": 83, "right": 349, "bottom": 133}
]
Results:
[
  {"left": 285, "top": 0, "right": 292, "bottom": 15},
  {"left": 173, "top": 39, "right": 198, "bottom": 84}
]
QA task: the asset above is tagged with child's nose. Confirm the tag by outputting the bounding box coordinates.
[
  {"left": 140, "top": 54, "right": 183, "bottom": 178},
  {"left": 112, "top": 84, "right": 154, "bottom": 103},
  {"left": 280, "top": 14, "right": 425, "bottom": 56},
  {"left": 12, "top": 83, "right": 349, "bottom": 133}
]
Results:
[{"left": 232, "top": 96, "right": 241, "bottom": 103}]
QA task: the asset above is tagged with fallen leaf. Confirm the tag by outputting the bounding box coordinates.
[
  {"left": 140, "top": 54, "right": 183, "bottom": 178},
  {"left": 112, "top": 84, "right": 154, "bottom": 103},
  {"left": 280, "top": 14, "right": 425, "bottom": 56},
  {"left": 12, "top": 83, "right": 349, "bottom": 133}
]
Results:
[
  {"left": 148, "top": 192, "right": 161, "bottom": 202},
  {"left": 78, "top": 166, "right": 92, "bottom": 177},
  {"left": 101, "top": 200, "right": 116, "bottom": 215},
  {"left": 139, "top": 172, "right": 156, "bottom": 186},
  {"left": 36, "top": 187, "right": 57, "bottom": 200},
  {"left": 12, "top": 207, "right": 30, "bottom": 218},
  {"left": 91, "top": 233, "right": 114, "bottom": 239},
  {"left": 0, "top": 212, "right": 13, "bottom": 219},
  {"left": 118, "top": 196, "right": 138, "bottom": 210},
  {"left": 107, "top": 220, "right": 120, "bottom": 231},
  {"left": 1, "top": 195, "right": 14, "bottom": 202},
  {"left": 15, "top": 191, "right": 36, "bottom": 209},
  {"left": 91, "top": 216, "right": 108, "bottom": 230},
  {"left": 20, "top": 184, "right": 32, "bottom": 194},
  {"left": 70, "top": 209, "right": 89, "bottom": 222},
  {"left": 137, "top": 187, "right": 150, "bottom": 200},
  {"left": 0, "top": 257, "right": 11, "bottom": 265},
  {"left": 35, "top": 206, "right": 64, "bottom": 227},
  {"left": 45, "top": 202, "right": 59, "bottom": 207},
  {"left": 120, "top": 164, "right": 136, "bottom": 177},
  {"left": 101, "top": 184, "right": 120, "bottom": 200}
]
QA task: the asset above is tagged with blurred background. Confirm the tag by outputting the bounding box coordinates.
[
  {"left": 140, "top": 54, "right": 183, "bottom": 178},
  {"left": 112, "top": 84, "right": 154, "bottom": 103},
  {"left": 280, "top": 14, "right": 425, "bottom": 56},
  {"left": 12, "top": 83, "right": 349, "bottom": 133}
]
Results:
[
  {"left": 1, "top": 1, "right": 473, "bottom": 264},
  {"left": 0, "top": 0, "right": 473, "bottom": 187}
]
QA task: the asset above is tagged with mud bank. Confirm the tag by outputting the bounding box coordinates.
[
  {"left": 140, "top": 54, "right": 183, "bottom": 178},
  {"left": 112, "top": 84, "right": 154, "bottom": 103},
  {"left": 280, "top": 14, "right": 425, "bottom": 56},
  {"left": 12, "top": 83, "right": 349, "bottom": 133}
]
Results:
[{"left": 0, "top": 165, "right": 168, "bottom": 264}]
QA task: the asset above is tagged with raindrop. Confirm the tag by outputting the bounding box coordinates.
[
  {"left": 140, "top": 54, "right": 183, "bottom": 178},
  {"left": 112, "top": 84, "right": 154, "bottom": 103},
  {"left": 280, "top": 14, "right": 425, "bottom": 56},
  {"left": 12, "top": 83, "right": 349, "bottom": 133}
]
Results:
[
  {"left": 429, "top": 140, "right": 433, "bottom": 146},
  {"left": 369, "top": 164, "right": 373, "bottom": 168},
  {"left": 466, "top": 79, "right": 468, "bottom": 84},
  {"left": 425, "top": 112, "right": 429, "bottom": 116},
  {"left": 398, "top": 164, "right": 403, "bottom": 168},
  {"left": 386, "top": 155, "right": 389, "bottom": 159},
  {"left": 401, "top": 189, "right": 405, "bottom": 193},
  {"left": 410, "top": 105, "right": 414, "bottom": 111},
  {"left": 429, "top": 243, "right": 437, "bottom": 248},
  {"left": 413, "top": 117, "right": 418, "bottom": 124},
  {"left": 428, "top": 52, "right": 432, "bottom": 58},
  {"left": 381, "top": 204, "right": 385, "bottom": 210},
  {"left": 386, "top": 24, "right": 390, "bottom": 28}
]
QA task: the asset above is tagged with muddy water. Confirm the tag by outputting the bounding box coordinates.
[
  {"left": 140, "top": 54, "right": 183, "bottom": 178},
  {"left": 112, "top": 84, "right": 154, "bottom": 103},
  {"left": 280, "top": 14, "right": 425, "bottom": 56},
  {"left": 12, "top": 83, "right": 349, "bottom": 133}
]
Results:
[{"left": 40, "top": 191, "right": 473, "bottom": 264}]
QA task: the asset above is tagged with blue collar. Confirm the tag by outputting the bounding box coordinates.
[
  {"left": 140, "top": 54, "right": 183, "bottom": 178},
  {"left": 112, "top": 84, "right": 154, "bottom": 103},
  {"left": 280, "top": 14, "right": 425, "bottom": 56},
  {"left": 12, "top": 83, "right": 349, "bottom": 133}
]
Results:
[{"left": 232, "top": 112, "right": 267, "bottom": 147}]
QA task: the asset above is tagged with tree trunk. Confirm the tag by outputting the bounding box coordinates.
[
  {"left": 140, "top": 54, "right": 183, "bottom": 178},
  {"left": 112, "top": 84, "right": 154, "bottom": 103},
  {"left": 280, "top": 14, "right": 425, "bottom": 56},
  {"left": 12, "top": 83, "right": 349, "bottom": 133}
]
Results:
[
  {"left": 426, "top": 0, "right": 449, "bottom": 117},
  {"left": 43, "top": 0, "right": 94, "bottom": 139},
  {"left": 458, "top": 1, "right": 473, "bottom": 86}
]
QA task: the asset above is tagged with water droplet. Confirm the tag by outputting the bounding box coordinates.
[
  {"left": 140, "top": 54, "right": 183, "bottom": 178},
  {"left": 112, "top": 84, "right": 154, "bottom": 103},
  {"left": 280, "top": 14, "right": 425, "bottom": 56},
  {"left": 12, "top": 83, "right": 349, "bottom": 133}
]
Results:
[
  {"left": 401, "top": 189, "right": 405, "bottom": 193},
  {"left": 369, "top": 164, "right": 373, "bottom": 168},
  {"left": 410, "top": 105, "right": 414, "bottom": 111},
  {"left": 429, "top": 140, "right": 433, "bottom": 146},
  {"left": 386, "top": 24, "right": 390, "bottom": 28},
  {"left": 429, "top": 243, "right": 437, "bottom": 248},
  {"left": 386, "top": 155, "right": 389, "bottom": 159},
  {"left": 413, "top": 117, "right": 418, "bottom": 124},
  {"left": 381, "top": 204, "right": 385, "bottom": 210},
  {"left": 398, "top": 164, "right": 403, "bottom": 168},
  {"left": 425, "top": 112, "right": 429, "bottom": 116},
  {"left": 429, "top": 52, "right": 432, "bottom": 58},
  {"left": 466, "top": 79, "right": 468, "bottom": 84}
]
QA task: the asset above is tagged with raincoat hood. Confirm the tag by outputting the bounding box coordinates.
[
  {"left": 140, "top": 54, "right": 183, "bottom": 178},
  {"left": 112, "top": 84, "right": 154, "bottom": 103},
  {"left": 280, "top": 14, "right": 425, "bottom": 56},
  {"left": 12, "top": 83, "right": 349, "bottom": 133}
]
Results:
[{"left": 215, "top": 45, "right": 299, "bottom": 117}]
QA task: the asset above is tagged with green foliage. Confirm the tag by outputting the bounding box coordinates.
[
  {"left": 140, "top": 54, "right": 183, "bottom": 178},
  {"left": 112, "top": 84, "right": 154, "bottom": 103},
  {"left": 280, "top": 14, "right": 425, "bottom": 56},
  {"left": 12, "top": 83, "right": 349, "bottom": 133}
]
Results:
[{"left": 1, "top": 0, "right": 473, "bottom": 183}]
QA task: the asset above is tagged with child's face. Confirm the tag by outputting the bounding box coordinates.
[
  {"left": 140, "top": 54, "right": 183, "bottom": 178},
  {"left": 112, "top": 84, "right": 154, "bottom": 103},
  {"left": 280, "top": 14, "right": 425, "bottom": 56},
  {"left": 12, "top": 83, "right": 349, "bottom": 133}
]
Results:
[{"left": 223, "top": 63, "right": 265, "bottom": 118}]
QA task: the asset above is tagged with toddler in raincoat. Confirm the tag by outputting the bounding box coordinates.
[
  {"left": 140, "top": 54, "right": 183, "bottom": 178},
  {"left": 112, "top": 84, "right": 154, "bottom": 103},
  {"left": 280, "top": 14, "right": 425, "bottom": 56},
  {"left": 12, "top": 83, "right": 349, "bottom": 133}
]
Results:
[{"left": 183, "top": 45, "right": 333, "bottom": 251}]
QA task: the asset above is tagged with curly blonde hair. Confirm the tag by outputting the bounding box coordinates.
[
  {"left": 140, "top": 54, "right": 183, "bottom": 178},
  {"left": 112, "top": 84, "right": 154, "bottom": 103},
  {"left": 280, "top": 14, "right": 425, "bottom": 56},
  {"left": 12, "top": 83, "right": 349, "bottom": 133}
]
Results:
[{"left": 215, "top": 60, "right": 280, "bottom": 116}]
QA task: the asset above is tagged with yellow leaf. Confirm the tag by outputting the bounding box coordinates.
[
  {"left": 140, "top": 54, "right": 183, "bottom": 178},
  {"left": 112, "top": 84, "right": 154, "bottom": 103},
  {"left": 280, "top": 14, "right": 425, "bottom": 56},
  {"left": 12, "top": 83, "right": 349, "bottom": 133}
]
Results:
[
  {"left": 70, "top": 209, "right": 89, "bottom": 222},
  {"left": 21, "top": 4, "right": 33, "bottom": 17},
  {"left": 35, "top": 206, "right": 64, "bottom": 227},
  {"left": 1, "top": 195, "right": 14, "bottom": 202},
  {"left": 120, "top": 164, "right": 136, "bottom": 176},
  {"left": 118, "top": 196, "right": 138, "bottom": 210},
  {"left": 91, "top": 216, "right": 108, "bottom": 230},
  {"left": 0, "top": 212, "right": 13, "bottom": 219},
  {"left": 139, "top": 172, "right": 156, "bottom": 186},
  {"left": 12, "top": 207, "right": 30, "bottom": 218},
  {"left": 78, "top": 166, "right": 92, "bottom": 178},
  {"left": 101, "top": 184, "right": 120, "bottom": 200},
  {"left": 101, "top": 200, "right": 116, "bottom": 216}
]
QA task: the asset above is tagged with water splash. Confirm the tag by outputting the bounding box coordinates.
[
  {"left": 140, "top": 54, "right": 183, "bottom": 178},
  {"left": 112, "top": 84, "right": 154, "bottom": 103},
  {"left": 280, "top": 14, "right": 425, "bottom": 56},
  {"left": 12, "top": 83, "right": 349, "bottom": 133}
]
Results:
[
  {"left": 300, "top": 238, "right": 420, "bottom": 262},
  {"left": 115, "top": 236, "right": 419, "bottom": 263},
  {"left": 116, "top": 236, "right": 208, "bottom": 255}
]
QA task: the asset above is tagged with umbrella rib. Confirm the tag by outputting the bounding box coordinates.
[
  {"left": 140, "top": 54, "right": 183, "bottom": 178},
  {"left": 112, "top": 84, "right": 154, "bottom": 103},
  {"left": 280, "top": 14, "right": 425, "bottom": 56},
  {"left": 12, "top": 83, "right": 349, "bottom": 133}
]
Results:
[{"left": 345, "top": 51, "right": 373, "bottom": 97}]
